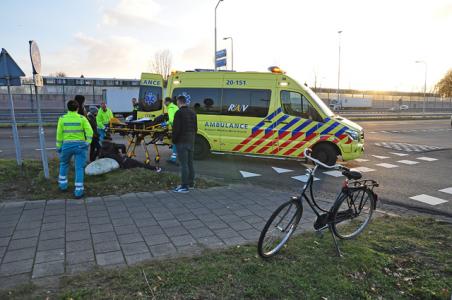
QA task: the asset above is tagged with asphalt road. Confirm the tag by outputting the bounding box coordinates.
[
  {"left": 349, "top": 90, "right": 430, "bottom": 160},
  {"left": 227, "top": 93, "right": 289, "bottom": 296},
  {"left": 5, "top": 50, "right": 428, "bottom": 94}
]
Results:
[{"left": 1, "top": 119, "right": 451, "bottom": 216}]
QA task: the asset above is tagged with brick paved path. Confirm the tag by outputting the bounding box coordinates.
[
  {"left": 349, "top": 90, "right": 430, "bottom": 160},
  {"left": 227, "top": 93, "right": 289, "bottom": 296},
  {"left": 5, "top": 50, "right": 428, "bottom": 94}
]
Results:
[{"left": 0, "top": 185, "right": 321, "bottom": 289}]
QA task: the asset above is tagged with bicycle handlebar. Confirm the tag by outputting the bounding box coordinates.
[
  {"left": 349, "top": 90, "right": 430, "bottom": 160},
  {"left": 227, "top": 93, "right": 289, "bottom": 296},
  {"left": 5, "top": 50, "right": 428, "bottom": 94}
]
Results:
[{"left": 303, "top": 148, "right": 349, "bottom": 171}]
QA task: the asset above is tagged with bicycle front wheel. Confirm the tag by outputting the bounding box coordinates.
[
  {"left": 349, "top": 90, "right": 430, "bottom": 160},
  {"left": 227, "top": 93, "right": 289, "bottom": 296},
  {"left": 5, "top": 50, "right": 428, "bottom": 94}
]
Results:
[
  {"left": 331, "top": 188, "right": 375, "bottom": 240},
  {"left": 258, "top": 199, "right": 302, "bottom": 258}
]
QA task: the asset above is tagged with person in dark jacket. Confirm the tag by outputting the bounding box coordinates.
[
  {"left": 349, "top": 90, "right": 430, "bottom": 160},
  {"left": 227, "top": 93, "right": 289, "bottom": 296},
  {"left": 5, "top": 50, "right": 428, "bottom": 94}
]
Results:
[
  {"left": 172, "top": 95, "right": 197, "bottom": 193},
  {"left": 74, "top": 95, "right": 86, "bottom": 116}
]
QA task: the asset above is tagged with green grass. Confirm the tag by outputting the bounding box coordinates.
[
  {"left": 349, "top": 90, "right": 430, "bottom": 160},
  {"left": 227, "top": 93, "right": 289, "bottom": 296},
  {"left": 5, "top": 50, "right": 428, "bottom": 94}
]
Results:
[
  {"left": 2, "top": 216, "right": 451, "bottom": 299},
  {"left": 0, "top": 159, "right": 218, "bottom": 201}
]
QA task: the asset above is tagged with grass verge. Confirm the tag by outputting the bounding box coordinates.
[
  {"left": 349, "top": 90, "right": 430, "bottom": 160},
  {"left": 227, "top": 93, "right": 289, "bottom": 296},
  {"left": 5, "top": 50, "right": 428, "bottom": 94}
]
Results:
[
  {"left": 1, "top": 216, "right": 451, "bottom": 299},
  {"left": 0, "top": 159, "right": 219, "bottom": 201}
]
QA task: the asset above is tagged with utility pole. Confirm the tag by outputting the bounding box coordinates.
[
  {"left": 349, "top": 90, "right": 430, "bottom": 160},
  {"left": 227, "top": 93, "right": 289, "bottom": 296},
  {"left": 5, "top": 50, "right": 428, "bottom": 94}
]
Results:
[
  {"left": 337, "top": 30, "right": 342, "bottom": 102},
  {"left": 214, "top": 0, "right": 223, "bottom": 71}
]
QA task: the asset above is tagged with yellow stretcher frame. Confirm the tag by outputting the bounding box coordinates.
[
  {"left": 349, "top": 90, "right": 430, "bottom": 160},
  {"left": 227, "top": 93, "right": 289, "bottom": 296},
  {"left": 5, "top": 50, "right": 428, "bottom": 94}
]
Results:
[{"left": 107, "top": 118, "right": 172, "bottom": 168}]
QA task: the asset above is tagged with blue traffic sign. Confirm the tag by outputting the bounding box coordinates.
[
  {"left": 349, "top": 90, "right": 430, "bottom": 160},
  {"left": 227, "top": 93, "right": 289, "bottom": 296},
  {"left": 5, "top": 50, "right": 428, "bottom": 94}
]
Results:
[
  {"left": 215, "top": 49, "right": 227, "bottom": 59},
  {"left": 0, "top": 48, "right": 25, "bottom": 86},
  {"left": 215, "top": 58, "right": 227, "bottom": 68}
]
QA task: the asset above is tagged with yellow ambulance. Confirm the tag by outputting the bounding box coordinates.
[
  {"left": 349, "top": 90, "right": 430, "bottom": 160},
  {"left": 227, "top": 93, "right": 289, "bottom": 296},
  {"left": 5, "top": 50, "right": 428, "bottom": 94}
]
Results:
[{"left": 138, "top": 68, "right": 364, "bottom": 165}]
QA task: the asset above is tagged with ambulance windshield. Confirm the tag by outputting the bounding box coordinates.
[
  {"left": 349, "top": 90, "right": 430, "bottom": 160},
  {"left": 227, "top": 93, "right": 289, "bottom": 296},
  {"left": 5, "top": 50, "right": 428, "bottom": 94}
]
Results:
[{"left": 302, "top": 85, "right": 335, "bottom": 117}]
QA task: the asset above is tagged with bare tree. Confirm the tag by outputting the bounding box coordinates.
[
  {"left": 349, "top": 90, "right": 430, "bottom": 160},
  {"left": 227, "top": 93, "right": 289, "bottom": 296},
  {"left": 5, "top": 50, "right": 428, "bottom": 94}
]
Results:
[
  {"left": 150, "top": 49, "right": 172, "bottom": 80},
  {"left": 435, "top": 69, "right": 452, "bottom": 97}
]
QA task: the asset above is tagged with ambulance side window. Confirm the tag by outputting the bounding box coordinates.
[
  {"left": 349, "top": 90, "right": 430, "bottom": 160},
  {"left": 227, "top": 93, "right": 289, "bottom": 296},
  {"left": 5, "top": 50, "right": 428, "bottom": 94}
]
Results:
[
  {"left": 222, "top": 89, "right": 270, "bottom": 117},
  {"left": 281, "top": 91, "right": 322, "bottom": 121},
  {"left": 172, "top": 88, "right": 221, "bottom": 114}
]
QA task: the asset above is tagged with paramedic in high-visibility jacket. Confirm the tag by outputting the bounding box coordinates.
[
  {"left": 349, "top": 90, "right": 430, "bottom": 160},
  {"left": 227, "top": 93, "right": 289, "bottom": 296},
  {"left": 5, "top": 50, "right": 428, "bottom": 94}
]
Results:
[
  {"left": 165, "top": 97, "right": 179, "bottom": 164},
  {"left": 96, "top": 101, "right": 113, "bottom": 143},
  {"left": 56, "top": 100, "right": 93, "bottom": 198}
]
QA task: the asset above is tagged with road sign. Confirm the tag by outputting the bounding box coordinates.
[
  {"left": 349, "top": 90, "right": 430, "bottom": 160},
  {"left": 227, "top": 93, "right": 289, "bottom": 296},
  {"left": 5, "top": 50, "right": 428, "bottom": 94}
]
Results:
[
  {"left": 29, "top": 41, "right": 49, "bottom": 179},
  {"left": 215, "top": 49, "right": 227, "bottom": 59},
  {"left": 215, "top": 58, "right": 227, "bottom": 68},
  {"left": 29, "top": 40, "right": 42, "bottom": 75},
  {"left": 0, "top": 48, "right": 25, "bottom": 166}
]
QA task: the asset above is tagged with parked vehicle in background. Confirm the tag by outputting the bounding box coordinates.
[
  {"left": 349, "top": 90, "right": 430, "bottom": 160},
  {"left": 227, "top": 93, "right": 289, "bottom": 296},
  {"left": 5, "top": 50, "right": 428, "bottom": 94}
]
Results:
[
  {"left": 389, "top": 105, "right": 409, "bottom": 111},
  {"left": 102, "top": 87, "right": 139, "bottom": 118},
  {"left": 400, "top": 105, "right": 409, "bottom": 110},
  {"left": 329, "top": 97, "right": 372, "bottom": 111},
  {"left": 450, "top": 115, "right": 452, "bottom": 127}
]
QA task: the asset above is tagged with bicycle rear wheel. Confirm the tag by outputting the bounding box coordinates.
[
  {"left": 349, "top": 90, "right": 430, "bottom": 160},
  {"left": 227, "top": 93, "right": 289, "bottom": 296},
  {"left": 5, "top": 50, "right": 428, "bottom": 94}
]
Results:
[
  {"left": 258, "top": 199, "right": 302, "bottom": 258},
  {"left": 331, "top": 188, "right": 375, "bottom": 240}
]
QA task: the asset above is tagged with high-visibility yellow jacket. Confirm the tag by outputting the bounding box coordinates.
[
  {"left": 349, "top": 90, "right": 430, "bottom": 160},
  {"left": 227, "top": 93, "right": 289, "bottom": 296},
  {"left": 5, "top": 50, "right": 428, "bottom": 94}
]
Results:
[
  {"left": 167, "top": 102, "right": 179, "bottom": 126},
  {"left": 56, "top": 111, "right": 93, "bottom": 148},
  {"left": 96, "top": 108, "right": 113, "bottom": 129}
]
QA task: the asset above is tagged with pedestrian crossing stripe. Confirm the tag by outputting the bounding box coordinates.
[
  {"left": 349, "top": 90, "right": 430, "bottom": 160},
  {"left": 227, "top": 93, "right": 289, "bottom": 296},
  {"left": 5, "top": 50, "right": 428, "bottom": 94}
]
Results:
[
  {"left": 397, "top": 160, "right": 419, "bottom": 165},
  {"left": 292, "top": 175, "right": 320, "bottom": 182},
  {"left": 416, "top": 157, "right": 438, "bottom": 162},
  {"left": 410, "top": 194, "right": 448, "bottom": 205},
  {"left": 375, "top": 163, "right": 399, "bottom": 168},
  {"left": 439, "top": 187, "right": 452, "bottom": 195},
  {"left": 239, "top": 171, "right": 261, "bottom": 178},
  {"left": 272, "top": 167, "right": 293, "bottom": 174}
]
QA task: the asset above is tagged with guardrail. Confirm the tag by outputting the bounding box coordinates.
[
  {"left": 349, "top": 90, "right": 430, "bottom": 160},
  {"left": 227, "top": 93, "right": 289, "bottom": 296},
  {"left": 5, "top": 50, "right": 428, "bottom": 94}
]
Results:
[{"left": 0, "top": 111, "right": 450, "bottom": 125}]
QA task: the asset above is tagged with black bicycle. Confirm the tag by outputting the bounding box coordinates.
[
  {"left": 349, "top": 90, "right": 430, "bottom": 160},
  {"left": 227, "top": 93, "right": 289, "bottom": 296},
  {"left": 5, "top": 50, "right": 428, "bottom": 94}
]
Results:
[{"left": 258, "top": 148, "right": 379, "bottom": 258}]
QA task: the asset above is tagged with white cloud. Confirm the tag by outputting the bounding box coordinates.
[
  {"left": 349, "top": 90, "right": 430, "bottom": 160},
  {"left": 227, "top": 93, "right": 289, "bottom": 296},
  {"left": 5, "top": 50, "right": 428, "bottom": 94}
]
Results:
[{"left": 103, "top": 0, "right": 162, "bottom": 26}]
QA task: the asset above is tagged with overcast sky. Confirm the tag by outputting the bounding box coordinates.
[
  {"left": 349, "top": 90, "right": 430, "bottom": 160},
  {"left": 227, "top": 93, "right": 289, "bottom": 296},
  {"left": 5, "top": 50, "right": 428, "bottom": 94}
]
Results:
[{"left": 1, "top": 0, "right": 452, "bottom": 92}]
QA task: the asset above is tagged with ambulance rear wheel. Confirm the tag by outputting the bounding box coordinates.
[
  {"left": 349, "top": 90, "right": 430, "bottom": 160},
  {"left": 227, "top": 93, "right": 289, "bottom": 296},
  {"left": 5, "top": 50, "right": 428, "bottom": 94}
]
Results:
[
  {"left": 194, "top": 135, "right": 210, "bottom": 160},
  {"left": 312, "top": 143, "right": 337, "bottom": 166}
]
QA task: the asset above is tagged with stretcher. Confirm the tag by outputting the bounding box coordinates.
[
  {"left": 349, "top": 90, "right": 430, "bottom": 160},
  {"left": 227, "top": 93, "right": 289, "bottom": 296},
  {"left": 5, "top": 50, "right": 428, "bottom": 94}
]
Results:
[{"left": 107, "top": 116, "right": 171, "bottom": 169}]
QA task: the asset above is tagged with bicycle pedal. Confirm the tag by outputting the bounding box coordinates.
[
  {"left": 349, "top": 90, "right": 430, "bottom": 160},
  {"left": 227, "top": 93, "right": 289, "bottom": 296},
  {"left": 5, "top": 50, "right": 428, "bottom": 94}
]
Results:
[{"left": 315, "top": 230, "right": 324, "bottom": 238}]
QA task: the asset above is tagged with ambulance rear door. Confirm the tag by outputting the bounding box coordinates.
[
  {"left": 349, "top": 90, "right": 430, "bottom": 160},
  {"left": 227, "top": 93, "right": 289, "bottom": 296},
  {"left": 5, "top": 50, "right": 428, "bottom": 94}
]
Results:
[{"left": 137, "top": 73, "right": 164, "bottom": 119}]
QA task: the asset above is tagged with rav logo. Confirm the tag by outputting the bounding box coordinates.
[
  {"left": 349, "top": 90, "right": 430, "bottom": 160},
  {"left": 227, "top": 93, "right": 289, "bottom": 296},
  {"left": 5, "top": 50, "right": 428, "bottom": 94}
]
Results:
[{"left": 228, "top": 104, "right": 249, "bottom": 112}]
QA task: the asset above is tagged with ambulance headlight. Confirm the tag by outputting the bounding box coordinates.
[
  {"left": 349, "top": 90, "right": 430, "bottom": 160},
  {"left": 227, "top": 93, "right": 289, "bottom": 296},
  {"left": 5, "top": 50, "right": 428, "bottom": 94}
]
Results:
[{"left": 345, "top": 129, "right": 359, "bottom": 141}]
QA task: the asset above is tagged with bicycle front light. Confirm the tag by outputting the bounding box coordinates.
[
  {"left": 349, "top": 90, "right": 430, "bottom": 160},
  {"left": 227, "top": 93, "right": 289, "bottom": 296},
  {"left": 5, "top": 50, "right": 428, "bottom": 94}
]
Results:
[{"left": 345, "top": 129, "right": 359, "bottom": 141}]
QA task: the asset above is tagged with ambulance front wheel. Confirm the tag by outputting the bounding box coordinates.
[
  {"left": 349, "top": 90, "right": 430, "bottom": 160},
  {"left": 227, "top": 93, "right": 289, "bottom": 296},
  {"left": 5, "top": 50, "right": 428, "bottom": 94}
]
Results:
[
  {"left": 312, "top": 143, "right": 337, "bottom": 166},
  {"left": 194, "top": 135, "right": 210, "bottom": 160}
]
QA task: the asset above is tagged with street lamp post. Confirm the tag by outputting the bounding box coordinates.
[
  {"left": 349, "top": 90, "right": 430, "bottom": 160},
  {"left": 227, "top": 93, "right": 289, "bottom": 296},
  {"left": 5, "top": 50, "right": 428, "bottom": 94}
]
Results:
[
  {"left": 415, "top": 60, "right": 427, "bottom": 114},
  {"left": 214, "top": 0, "right": 223, "bottom": 71},
  {"left": 337, "top": 30, "right": 342, "bottom": 102},
  {"left": 223, "top": 37, "right": 233, "bottom": 70}
]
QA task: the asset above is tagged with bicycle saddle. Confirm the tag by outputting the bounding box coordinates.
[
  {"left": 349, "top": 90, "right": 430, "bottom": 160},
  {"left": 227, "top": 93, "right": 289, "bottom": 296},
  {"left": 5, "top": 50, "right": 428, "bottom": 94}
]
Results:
[{"left": 342, "top": 169, "right": 362, "bottom": 180}]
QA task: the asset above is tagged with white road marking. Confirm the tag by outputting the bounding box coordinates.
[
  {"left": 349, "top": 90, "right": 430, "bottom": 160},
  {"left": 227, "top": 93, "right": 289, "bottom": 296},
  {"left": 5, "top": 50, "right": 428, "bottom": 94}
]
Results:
[
  {"left": 380, "top": 131, "right": 389, "bottom": 133},
  {"left": 323, "top": 170, "right": 343, "bottom": 177},
  {"left": 372, "top": 155, "right": 390, "bottom": 159},
  {"left": 397, "top": 160, "right": 419, "bottom": 165},
  {"left": 410, "top": 194, "right": 448, "bottom": 205},
  {"left": 351, "top": 167, "right": 375, "bottom": 173},
  {"left": 354, "top": 158, "right": 369, "bottom": 162},
  {"left": 292, "top": 175, "right": 320, "bottom": 182},
  {"left": 375, "top": 163, "right": 399, "bottom": 168},
  {"left": 390, "top": 152, "right": 408, "bottom": 156},
  {"left": 0, "top": 150, "right": 2, "bottom": 153},
  {"left": 35, "top": 147, "right": 57, "bottom": 151},
  {"left": 368, "top": 131, "right": 377, "bottom": 134},
  {"left": 272, "top": 167, "right": 293, "bottom": 174},
  {"left": 416, "top": 157, "right": 438, "bottom": 162},
  {"left": 239, "top": 171, "right": 261, "bottom": 178},
  {"left": 439, "top": 187, "right": 452, "bottom": 195}
]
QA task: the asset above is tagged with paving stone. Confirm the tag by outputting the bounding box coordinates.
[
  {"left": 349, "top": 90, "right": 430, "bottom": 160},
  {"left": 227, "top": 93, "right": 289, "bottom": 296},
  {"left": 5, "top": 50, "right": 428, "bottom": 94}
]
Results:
[
  {"left": 213, "top": 228, "right": 241, "bottom": 239},
  {"left": 238, "top": 229, "right": 260, "bottom": 241},
  {"left": 125, "top": 252, "right": 152, "bottom": 265},
  {"left": 66, "top": 222, "right": 89, "bottom": 232},
  {"left": 170, "top": 235, "right": 196, "bottom": 247},
  {"left": 39, "top": 229, "right": 65, "bottom": 241},
  {"left": 38, "top": 238, "right": 65, "bottom": 251},
  {"left": 0, "top": 227, "right": 16, "bottom": 238},
  {"left": 121, "top": 241, "right": 149, "bottom": 256},
  {"left": 41, "top": 222, "right": 63, "bottom": 231},
  {"left": 134, "top": 218, "right": 158, "bottom": 227},
  {"left": 89, "top": 216, "right": 111, "bottom": 225},
  {"left": 196, "top": 236, "right": 225, "bottom": 249},
  {"left": 35, "top": 249, "right": 65, "bottom": 264},
  {"left": 0, "top": 273, "right": 30, "bottom": 289},
  {"left": 188, "top": 227, "right": 215, "bottom": 238},
  {"left": 158, "top": 219, "right": 182, "bottom": 228},
  {"left": 66, "top": 262, "right": 95, "bottom": 274},
  {"left": 0, "top": 246, "right": 6, "bottom": 258},
  {"left": 43, "top": 215, "right": 65, "bottom": 223},
  {"left": 111, "top": 217, "right": 134, "bottom": 226},
  {"left": 229, "top": 221, "right": 253, "bottom": 231},
  {"left": 2, "top": 247, "right": 35, "bottom": 263},
  {"left": 0, "top": 259, "right": 33, "bottom": 276},
  {"left": 32, "top": 260, "right": 65, "bottom": 278},
  {"left": 118, "top": 233, "right": 144, "bottom": 244},
  {"left": 92, "top": 231, "right": 118, "bottom": 244},
  {"left": 204, "top": 220, "right": 229, "bottom": 230},
  {"left": 66, "top": 230, "right": 91, "bottom": 242},
  {"left": 67, "top": 249, "right": 95, "bottom": 265},
  {"left": 8, "top": 237, "right": 38, "bottom": 250},
  {"left": 67, "top": 239, "right": 93, "bottom": 253},
  {"left": 222, "top": 236, "right": 247, "bottom": 246},
  {"left": 94, "top": 240, "right": 121, "bottom": 253},
  {"left": 11, "top": 228, "right": 40, "bottom": 240},
  {"left": 163, "top": 226, "right": 189, "bottom": 237},
  {"left": 91, "top": 223, "right": 114, "bottom": 234},
  {"left": 139, "top": 225, "right": 164, "bottom": 236},
  {"left": 114, "top": 224, "right": 139, "bottom": 235},
  {"left": 181, "top": 220, "right": 205, "bottom": 229},
  {"left": 149, "top": 243, "right": 177, "bottom": 257},
  {"left": 152, "top": 212, "right": 175, "bottom": 221},
  {"left": 96, "top": 251, "right": 125, "bottom": 266},
  {"left": 144, "top": 234, "right": 170, "bottom": 246}
]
